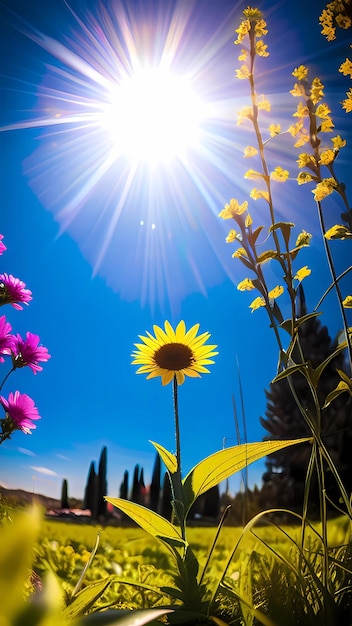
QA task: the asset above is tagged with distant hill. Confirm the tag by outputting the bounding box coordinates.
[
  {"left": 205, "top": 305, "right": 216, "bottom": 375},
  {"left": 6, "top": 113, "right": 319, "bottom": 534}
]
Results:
[{"left": 0, "top": 485, "right": 77, "bottom": 511}]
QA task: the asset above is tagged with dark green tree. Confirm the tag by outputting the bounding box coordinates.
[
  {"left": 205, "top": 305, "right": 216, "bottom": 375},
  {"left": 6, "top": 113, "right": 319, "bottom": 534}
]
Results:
[
  {"left": 260, "top": 290, "right": 352, "bottom": 515},
  {"left": 97, "top": 446, "right": 108, "bottom": 518},
  {"left": 160, "top": 472, "right": 173, "bottom": 521},
  {"left": 119, "top": 470, "right": 129, "bottom": 500},
  {"left": 149, "top": 453, "right": 161, "bottom": 512},
  {"left": 131, "top": 464, "right": 142, "bottom": 504},
  {"left": 60, "top": 478, "right": 69, "bottom": 509},
  {"left": 83, "top": 461, "right": 97, "bottom": 519},
  {"left": 202, "top": 484, "right": 220, "bottom": 519}
]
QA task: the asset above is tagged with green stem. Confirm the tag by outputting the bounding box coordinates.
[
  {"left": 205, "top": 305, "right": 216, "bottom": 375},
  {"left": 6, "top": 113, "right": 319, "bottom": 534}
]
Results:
[
  {"left": 172, "top": 375, "right": 186, "bottom": 542},
  {"left": 173, "top": 375, "right": 181, "bottom": 476}
]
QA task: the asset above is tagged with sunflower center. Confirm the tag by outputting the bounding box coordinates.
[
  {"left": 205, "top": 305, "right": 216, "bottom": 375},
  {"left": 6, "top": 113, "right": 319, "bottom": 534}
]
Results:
[{"left": 154, "top": 343, "right": 193, "bottom": 370}]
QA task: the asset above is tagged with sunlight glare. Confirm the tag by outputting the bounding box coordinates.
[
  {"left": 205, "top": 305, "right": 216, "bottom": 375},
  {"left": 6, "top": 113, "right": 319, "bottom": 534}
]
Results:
[{"left": 102, "top": 68, "right": 206, "bottom": 165}]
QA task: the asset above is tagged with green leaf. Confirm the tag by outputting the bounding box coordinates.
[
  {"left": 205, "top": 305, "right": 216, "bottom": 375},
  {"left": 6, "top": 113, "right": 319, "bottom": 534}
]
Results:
[
  {"left": 310, "top": 340, "right": 348, "bottom": 387},
  {"left": 79, "top": 608, "right": 173, "bottom": 625},
  {"left": 323, "top": 381, "right": 351, "bottom": 408},
  {"left": 280, "top": 312, "right": 322, "bottom": 335},
  {"left": 268, "top": 221, "right": 294, "bottom": 248},
  {"left": 150, "top": 440, "right": 177, "bottom": 473},
  {"left": 182, "top": 439, "right": 310, "bottom": 514},
  {"left": 63, "top": 578, "right": 112, "bottom": 620},
  {"left": 272, "top": 363, "right": 310, "bottom": 383},
  {"left": 256, "top": 250, "right": 277, "bottom": 263},
  {"left": 105, "top": 498, "right": 184, "bottom": 545}
]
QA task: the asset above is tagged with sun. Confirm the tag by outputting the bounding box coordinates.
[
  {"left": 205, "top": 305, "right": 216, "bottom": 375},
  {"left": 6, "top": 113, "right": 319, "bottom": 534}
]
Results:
[
  {"left": 2, "top": 0, "right": 242, "bottom": 310},
  {"left": 102, "top": 67, "right": 206, "bottom": 165}
]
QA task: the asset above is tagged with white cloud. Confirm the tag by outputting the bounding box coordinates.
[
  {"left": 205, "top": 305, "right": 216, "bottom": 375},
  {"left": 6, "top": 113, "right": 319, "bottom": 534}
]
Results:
[
  {"left": 56, "top": 454, "right": 70, "bottom": 461},
  {"left": 17, "top": 447, "right": 36, "bottom": 457},
  {"left": 30, "top": 466, "right": 58, "bottom": 476}
]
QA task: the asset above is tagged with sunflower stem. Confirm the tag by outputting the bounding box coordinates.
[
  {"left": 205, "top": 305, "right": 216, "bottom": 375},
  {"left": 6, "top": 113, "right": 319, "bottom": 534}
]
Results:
[{"left": 173, "top": 375, "right": 181, "bottom": 476}]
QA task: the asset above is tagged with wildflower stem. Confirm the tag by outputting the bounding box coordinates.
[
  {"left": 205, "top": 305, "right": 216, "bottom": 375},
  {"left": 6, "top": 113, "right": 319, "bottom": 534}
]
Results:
[
  {"left": 316, "top": 200, "right": 352, "bottom": 374},
  {"left": 0, "top": 367, "right": 15, "bottom": 393}
]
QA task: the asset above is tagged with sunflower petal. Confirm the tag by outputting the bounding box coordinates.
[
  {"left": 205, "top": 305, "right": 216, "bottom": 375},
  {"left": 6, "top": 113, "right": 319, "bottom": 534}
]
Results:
[
  {"left": 175, "top": 320, "right": 186, "bottom": 340},
  {"left": 164, "top": 320, "right": 177, "bottom": 342},
  {"left": 162, "top": 370, "right": 175, "bottom": 386}
]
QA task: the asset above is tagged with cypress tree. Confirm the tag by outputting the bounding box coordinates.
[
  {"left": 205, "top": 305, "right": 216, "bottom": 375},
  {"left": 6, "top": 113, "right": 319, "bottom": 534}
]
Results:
[
  {"left": 119, "top": 470, "right": 129, "bottom": 500},
  {"left": 97, "top": 445, "right": 108, "bottom": 519},
  {"left": 60, "top": 478, "right": 69, "bottom": 509},
  {"left": 160, "top": 472, "right": 173, "bottom": 521},
  {"left": 149, "top": 453, "right": 161, "bottom": 512},
  {"left": 83, "top": 461, "right": 97, "bottom": 519},
  {"left": 131, "top": 464, "right": 141, "bottom": 503}
]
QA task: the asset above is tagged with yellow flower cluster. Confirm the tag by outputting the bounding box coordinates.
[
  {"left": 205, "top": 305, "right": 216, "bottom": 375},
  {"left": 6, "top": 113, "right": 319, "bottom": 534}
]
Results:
[
  {"left": 295, "top": 230, "right": 312, "bottom": 247},
  {"left": 325, "top": 224, "right": 352, "bottom": 239},
  {"left": 270, "top": 166, "right": 289, "bottom": 182},
  {"left": 339, "top": 58, "right": 352, "bottom": 77},
  {"left": 237, "top": 278, "right": 255, "bottom": 291},
  {"left": 297, "top": 171, "right": 314, "bottom": 185},
  {"left": 243, "top": 145, "right": 258, "bottom": 157},
  {"left": 294, "top": 266, "right": 311, "bottom": 282},
  {"left": 232, "top": 247, "right": 248, "bottom": 259},
  {"left": 236, "top": 65, "right": 251, "bottom": 80},
  {"left": 268, "top": 124, "right": 281, "bottom": 136},
  {"left": 319, "top": 149, "right": 335, "bottom": 165},
  {"left": 237, "top": 106, "right": 253, "bottom": 125},
  {"left": 218, "top": 198, "right": 248, "bottom": 219},
  {"left": 342, "top": 87, "right": 352, "bottom": 112},
  {"left": 319, "top": 1, "right": 352, "bottom": 41},
  {"left": 311, "top": 178, "right": 337, "bottom": 201},
  {"left": 244, "top": 169, "right": 264, "bottom": 180},
  {"left": 297, "top": 153, "right": 318, "bottom": 169},
  {"left": 250, "top": 187, "right": 270, "bottom": 201}
]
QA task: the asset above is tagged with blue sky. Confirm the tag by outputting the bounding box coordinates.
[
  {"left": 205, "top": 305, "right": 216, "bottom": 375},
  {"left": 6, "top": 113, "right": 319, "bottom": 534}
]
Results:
[{"left": 0, "top": 0, "right": 351, "bottom": 499}]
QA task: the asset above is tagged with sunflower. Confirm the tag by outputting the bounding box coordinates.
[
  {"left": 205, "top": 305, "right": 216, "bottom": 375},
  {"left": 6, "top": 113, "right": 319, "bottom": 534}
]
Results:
[{"left": 132, "top": 320, "right": 218, "bottom": 386}]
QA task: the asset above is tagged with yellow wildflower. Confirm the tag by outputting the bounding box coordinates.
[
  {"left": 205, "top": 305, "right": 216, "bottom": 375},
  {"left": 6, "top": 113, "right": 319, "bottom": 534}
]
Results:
[
  {"left": 254, "top": 19, "right": 268, "bottom": 37},
  {"left": 321, "top": 24, "right": 336, "bottom": 40},
  {"left": 244, "top": 169, "right": 264, "bottom": 180},
  {"left": 312, "top": 178, "right": 337, "bottom": 201},
  {"left": 234, "top": 20, "right": 251, "bottom": 45},
  {"left": 250, "top": 188, "right": 270, "bottom": 202},
  {"left": 249, "top": 296, "right": 266, "bottom": 311},
  {"left": 319, "top": 149, "right": 335, "bottom": 165},
  {"left": 342, "top": 296, "right": 352, "bottom": 308},
  {"left": 288, "top": 121, "right": 304, "bottom": 137},
  {"left": 332, "top": 135, "right": 346, "bottom": 149},
  {"left": 294, "top": 131, "right": 310, "bottom": 148},
  {"left": 297, "top": 172, "right": 313, "bottom": 184},
  {"left": 238, "top": 49, "right": 248, "bottom": 61},
  {"left": 325, "top": 224, "right": 352, "bottom": 239},
  {"left": 292, "top": 65, "right": 308, "bottom": 80},
  {"left": 255, "top": 40, "right": 269, "bottom": 56},
  {"left": 315, "top": 103, "right": 331, "bottom": 118},
  {"left": 257, "top": 95, "right": 271, "bottom": 111},
  {"left": 295, "top": 230, "right": 312, "bottom": 247},
  {"left": 336, "top": 14, "right": 352, "bottom": 28},
  {"left": 293, "top": 102, "right": 309, "bottom": 117},
  {"left": 271, "top": 166, "right": 289, "bottom": 182},
  {"left": 268, "top": 285, "right": 284, "bottom": 300},
  {"left": 295, "top": 266, "right": 311, "bottom": 282},
  {"left": 320, "top": 117, "right": 335, "bottom": 131},
  {"left": 235, "top": 65, "right": 251, "bottom": 79},
  {"left": 290, "top": 83, "right": 306, "bottom": 97},
  {"left": 237, "top": 278, "right": 255, "bottom": 291},
  {"left": 342, "top": 88, "right": 352, "bottom": 113},
  {"left": 219, "top": 198, "right": 248, "bottom": 219},
  {"left": 243, "top": 146, "right": 258, "bottom": 157},
  {"left": 232, "top": 247, "right": 247, "bottom": 259},
  {"left": 339, "top": 58, "right": 352, "bottom": 77},
  {"left": 226, "top": 230, "right": 238, "bottom": 243},
  {"left": 237, "top": 106, "right": 253, "bottom": 125},
  {"left": 268, "top": 124, "right": 281, "bottom": 136},
  {"left": 297, "top": 153, "right": 317, "bottom": 169},
  {"left": 310, "top": 77, "right": 325, "bottom": 104},
  {"left": 243, "top": 8, "right": 263, "bottom": 20}
]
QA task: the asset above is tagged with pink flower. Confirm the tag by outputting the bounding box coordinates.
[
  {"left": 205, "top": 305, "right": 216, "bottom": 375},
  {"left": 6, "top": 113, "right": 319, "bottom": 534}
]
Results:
[
  {"left": 0, "top": 273, "right": 32, "bottom": 310},
  {"left": 0, "top": 315, "right": 15, "bottom": 362},
  {"left": 0, "top": 235, "right": 6, "bottom": 256},
  {"left": 12, "top": 332, "right": 51, "bottom": 373},
  {"left": 0, "top": 391, "right": 41, "bottom": 434}
]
